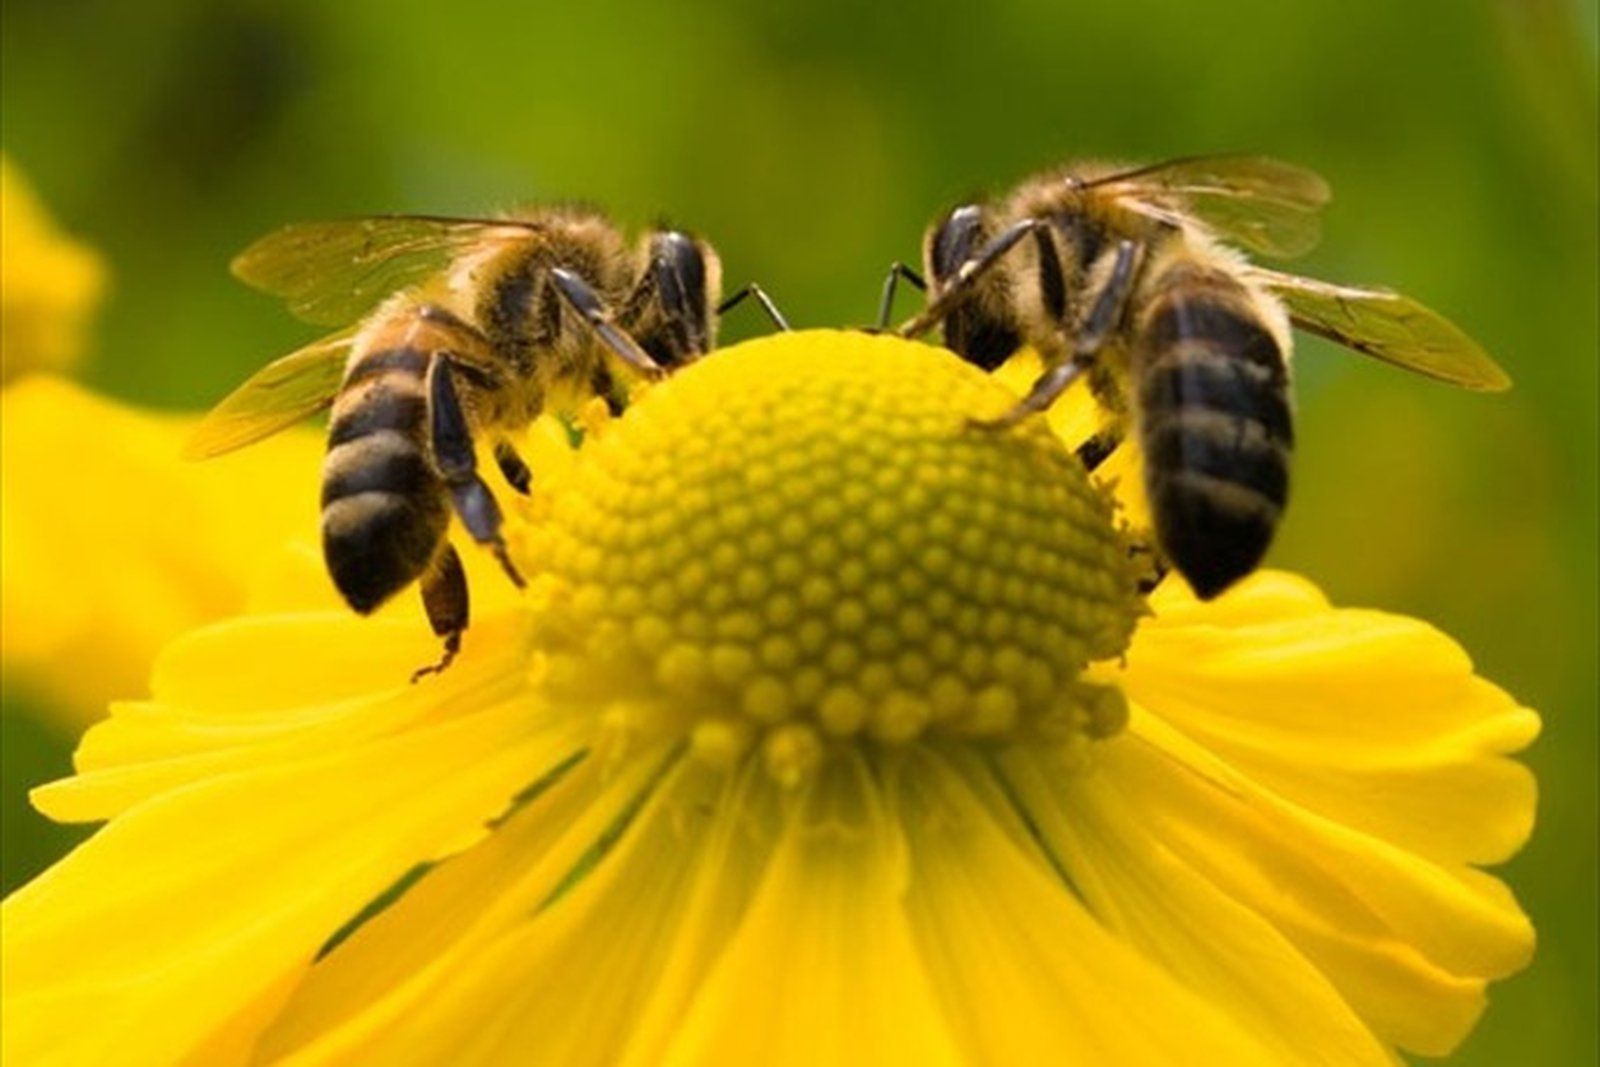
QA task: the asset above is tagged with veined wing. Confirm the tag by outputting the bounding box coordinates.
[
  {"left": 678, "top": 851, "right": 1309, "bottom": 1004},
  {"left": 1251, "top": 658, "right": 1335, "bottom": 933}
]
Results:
[
  {"left": 1090, "top": 155, "right": 1331, "bottom": 259},
  {"left": 231, "top": 215, "right": 542, "bottom": 327},
  {"left": 184, "top": 329, "right": 355, "bottom": 459},
  {"left": 1245, "top": 266, "right": 1511, "bottom": 391}
]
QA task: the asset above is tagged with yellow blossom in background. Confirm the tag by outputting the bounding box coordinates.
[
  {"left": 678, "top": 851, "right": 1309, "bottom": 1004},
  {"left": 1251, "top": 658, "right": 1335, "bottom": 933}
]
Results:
[
  {"left": 0, "top": 372, "right": 583, "bottom": 727},
  {"left": 0, "top": 378, "right": 324, "bottom": 724},
  {"left": 0, "top": 332, "right": 1537, "bottom": 1065},
  {"left": 0, "top": 157, "right": 106, "bottom": 382}
]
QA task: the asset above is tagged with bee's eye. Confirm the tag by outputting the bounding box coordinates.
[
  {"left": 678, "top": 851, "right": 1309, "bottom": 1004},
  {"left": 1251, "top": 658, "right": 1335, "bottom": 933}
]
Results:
[
  {"left": 643, "top": 231, "right": 710, "bottom": 363},
  {"left": 653, "top": 232, "right": 707, "bottom": 312},
  {"left": 930, "top": 204, "right": 985, "bottom": 283}
]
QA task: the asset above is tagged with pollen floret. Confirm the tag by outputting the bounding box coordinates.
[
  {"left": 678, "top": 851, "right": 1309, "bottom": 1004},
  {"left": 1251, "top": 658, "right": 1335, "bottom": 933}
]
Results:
[{"left": 523, "top": 330, "right": 1141, "bottom": 783}]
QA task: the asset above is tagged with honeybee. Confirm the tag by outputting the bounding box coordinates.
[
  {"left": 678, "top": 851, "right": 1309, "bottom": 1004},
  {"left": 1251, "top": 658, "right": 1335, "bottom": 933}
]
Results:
[
  {"left": 189, "top": 208, "right": 785, "bottom": 677},
  {"left": 884, "top": 156, "right": 1510, "bottom": 599}
]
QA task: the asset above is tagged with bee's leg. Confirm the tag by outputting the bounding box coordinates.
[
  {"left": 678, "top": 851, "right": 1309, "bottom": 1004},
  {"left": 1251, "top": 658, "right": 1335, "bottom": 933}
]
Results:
[
  {"left": 718, "top": 284, "right": 791, "bottom": 332},
  {"left": 1073, "top": 239, "right": 1144, "bottom": 356},
  {"left": 588, "top": 360, "right": 628, "bottom": 418},
  {"left": 1075, "top": 429, "right": 1123, "bottom": 473},
  {"left": 412, "top": 544, "right": 469, "bottom": 682},
  {"left": 875, "top": 262, "right": 925, "bottom": 331},
  {"left": 493, "top": 440, "right": 532, "bottom": 495},
  {"left": 1130, "top": 540, "right": 1170, "bottom": 595},
  {"left": 898, "top": 216, "right": 1056, "bottom": 339},
  {"left": 427, "top": 355, "right": 526, "bottom": 589},
  {"left": 972, "top": 359, "right": 1089, "bottom": 431},
  {"left": 549, "top": 267, "right": 665, "bottom": 379},
  {"left": 974, "top": 240, "right": 1144, "bottom": 431}
]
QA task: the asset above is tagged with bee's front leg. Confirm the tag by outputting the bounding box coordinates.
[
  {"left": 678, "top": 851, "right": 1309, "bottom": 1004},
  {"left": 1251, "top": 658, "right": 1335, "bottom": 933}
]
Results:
[
  {"left": 873, "top": 262, "right": 925, "bottom": 331},
  {"left": 549, "top": 267, "right": 664, "bottom": 379},
  {"left": 899, "top": 215, "right": 1054, "bottom": 341},
  {"left": 717, "top": 282, "right": 792, "bottom": 333}
]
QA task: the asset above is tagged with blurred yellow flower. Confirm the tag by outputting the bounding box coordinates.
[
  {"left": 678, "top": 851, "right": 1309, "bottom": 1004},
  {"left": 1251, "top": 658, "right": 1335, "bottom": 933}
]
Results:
[
  {"left": 0, "top": 157, "right": 106, "bottom": 381},
  {"left": 0, "top": 377, "right": 323, "bottom": 724},
  {"left": 0, "top": 332, "right": 1537, "bottom": 1065}
]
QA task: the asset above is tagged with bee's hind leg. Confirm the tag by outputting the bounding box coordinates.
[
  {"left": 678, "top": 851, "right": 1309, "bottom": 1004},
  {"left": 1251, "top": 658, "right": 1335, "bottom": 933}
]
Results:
[
  {"left": 427, "top": 355, "right": 526, "bottom": 589},
  {"left": 412, "top": 544, "right": 469, "bottom": 682}
]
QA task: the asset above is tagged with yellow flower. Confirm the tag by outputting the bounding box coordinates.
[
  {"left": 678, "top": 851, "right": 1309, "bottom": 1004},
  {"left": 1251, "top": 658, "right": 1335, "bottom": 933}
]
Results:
[
  {"left": 0, "top": 157, "right": 106, "bottom": 382},
  {"left": 1, "top": 331, "right": 1536, "bottom": 1065},
  {"left": 0, "top": 377, "right": 324, "bottom": 724}
]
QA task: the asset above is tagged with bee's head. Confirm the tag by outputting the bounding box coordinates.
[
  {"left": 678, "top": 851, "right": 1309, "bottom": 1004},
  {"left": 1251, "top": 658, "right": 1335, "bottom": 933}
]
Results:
[
  {"left": 631, "top": 228, "right": 722, "bottom": 368},
  {"left": 919, "top": 201, "right": 1031, "bottom": 372}
]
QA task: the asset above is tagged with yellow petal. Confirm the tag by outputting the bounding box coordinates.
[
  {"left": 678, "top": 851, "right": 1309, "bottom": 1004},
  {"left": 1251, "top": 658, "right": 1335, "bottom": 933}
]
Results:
[
  {"left": 32, "top": 609, "right": 539, "bottom": 823},
  {"left": 614, "top": 766, "right": 786, "bottom": 1066},
  {"left": 180, "top": 965, "right": 310, "bottom": 1067},
  {"left": 259, "top": 748, "right": 679, "bottom": 1065},
  {"left": 888, "top": 748, "right": 1279, "bottom": 1066},
  {"left": 1123, "top": 570, "right": 1540, "bottom": 865},
  {"left": 998, "top": 746, "right": 1392, "bottom": 1066},
  {"left": 2, "top": 700, "right": 566, "bottom": 1067},
  {"left": 658, "top": 751, "right": 965, "bottom": 1067},
  {"left": 1101, "top": 709, "right": 1533, "bottom": 1056}
]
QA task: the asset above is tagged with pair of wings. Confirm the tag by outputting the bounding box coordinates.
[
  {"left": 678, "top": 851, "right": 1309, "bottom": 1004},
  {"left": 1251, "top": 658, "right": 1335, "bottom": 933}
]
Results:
[
  {"left": 187, "top": 216, "right": 544, "bottom": 459},
  {"left": 188, "top": 156, "right": 1510, "bottom": 460},
  {"left": 1078, "top": 155, "right": 1510, "bottom": 391}
]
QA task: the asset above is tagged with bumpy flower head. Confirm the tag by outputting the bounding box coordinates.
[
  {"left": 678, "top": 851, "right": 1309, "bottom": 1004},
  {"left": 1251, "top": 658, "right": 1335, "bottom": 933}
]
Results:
[
  {"left": 1, "top": 331, "right": 1537, "bottom": 1067},
  {"left": 523, "top": 333, "right": 1139, "bottom": 781}
]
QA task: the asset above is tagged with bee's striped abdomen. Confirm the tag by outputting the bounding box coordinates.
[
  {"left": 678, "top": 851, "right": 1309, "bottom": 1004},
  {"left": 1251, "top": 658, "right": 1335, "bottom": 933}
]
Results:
[
  {"left": 321, "top": 341, "right": 448, "bottom": 614},
  {"left": 1135, "top": 278, "right": 1292, "bottom": 599}
]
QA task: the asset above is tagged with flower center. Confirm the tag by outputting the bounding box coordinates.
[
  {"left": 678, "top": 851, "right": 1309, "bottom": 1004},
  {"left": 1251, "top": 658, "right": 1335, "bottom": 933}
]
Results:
[{"left": 521, "top": 330, "right": 1140, "bottom": 784}]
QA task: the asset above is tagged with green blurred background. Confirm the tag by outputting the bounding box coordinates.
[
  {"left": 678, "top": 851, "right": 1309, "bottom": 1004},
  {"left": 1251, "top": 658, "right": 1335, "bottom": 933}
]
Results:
[{"left": 2, "top": 0, "right": 1594, "bottom": 1061}]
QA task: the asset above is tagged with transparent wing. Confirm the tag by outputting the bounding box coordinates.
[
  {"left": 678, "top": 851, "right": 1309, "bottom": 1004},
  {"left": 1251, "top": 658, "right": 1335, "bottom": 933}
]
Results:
[
  {"left": 231, "top": 215, "right": 539, "bottom": 326},
  {"left": 184, "top": 330, "right": 355, "bottom": 459},
  {"left": 1246, "top": 267, "right": 1511, "bottom": 391},
  {"left": 1091, "top": 155, "right": 1331, "bottom": 259}
]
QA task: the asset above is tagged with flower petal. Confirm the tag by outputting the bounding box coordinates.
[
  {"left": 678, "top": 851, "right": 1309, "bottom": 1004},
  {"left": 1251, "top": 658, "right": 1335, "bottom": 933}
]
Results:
[
  {"left": 1122, "top": 571, "right": 1540, "bottom": 866},
  {"left": 2, "top": 697, "right": 568, "bottom": 1066},
  {"left": 258, "top": 747, "right": 680, "bottom": 1065},
  {"left": 658, "top": 752, "right": 966, "bottom": 1067},
  {"left": 889, "top": 748, "right": 1279, "bottom": 1066},
  {"left": 32, "top": 610, "right": 538, "bottom": 823},
  {"left": 1099, "top": 709, "right": 1533, "bottom": 1056},
  {"left": 998, "top": 747, "right": 1392, "bottom": 1066}
]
